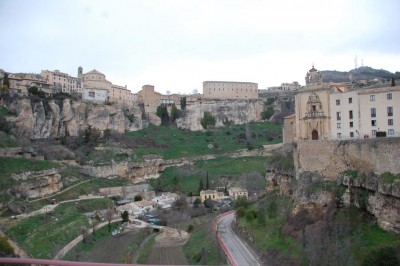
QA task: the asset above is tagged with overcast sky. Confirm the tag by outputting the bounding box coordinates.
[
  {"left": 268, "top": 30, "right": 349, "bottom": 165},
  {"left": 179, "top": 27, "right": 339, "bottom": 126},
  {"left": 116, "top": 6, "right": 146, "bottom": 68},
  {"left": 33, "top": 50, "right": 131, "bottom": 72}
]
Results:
[{"left": 1, "top": 0, "right": 399, "bottom": 94}]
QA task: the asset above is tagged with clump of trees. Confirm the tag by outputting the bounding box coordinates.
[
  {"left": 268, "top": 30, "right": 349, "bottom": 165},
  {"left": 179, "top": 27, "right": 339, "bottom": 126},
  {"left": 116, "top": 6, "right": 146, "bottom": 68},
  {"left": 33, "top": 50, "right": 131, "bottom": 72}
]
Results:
[
  {"left": 200, "top": 111, "right": 216, "bottom": 129},
  {"left": 156, "top": 104, "right": 180, "bottom": 126}
]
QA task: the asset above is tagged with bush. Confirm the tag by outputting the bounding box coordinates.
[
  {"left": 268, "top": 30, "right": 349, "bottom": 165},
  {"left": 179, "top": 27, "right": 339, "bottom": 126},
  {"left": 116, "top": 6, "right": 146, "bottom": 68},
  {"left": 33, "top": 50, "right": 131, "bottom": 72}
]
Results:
[
  {"left": 201, "top": 112, "right": 216, "bottom": 129},
  {"left": 233, "top": 196, "right": 250, "bottom": 209},
  {"left": 361, "top": 246, "right": 399, "bottom": 266},
  {"left": 262, "top": 106, "right": 274, "bottom": 120},
  {"left": 187, "top": 224, "right": 194, "bottom": 233},
  {"left": 134, "top": 195, "right": 143, "bottom": 202},
  {"left": 0, "top": 235, "right": 14, "bottom": 256}
]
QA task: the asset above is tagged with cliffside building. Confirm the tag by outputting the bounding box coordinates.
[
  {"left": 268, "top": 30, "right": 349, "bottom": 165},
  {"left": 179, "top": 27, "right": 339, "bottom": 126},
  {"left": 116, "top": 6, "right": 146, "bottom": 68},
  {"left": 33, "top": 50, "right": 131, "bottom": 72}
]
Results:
[
  {"left": 203, "top": 81, "right": 258, "bottom": 99},
  {"left": 81, "top": 68, "right": 134, "bottom": 107},
  {"left": 8, "top": 73, "right": 50, "bottom": 96},
  {"left": 41, "top": 69, "right": 82, "bottom": 94},
  {"left": 284, "top": 66, "right": 400, "bottom": 143}
]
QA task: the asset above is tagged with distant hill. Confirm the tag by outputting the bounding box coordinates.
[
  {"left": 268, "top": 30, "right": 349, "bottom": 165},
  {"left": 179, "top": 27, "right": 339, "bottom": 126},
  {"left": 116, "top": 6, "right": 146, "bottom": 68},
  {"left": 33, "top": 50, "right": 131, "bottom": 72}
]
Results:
[{"left": 320, "top": 66, "right": 400, "bottom": 83}]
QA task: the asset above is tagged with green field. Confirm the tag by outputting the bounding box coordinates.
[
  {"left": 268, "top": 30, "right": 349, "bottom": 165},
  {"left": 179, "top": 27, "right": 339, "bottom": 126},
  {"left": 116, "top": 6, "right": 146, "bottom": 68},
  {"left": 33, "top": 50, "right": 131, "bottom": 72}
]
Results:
[
  {"left": 7, "top": 198, "right": 113, "bottom": 259},
  {"left": 149, "top": 156, "right": 268, "bottom": 195},
  {"left": 183, "top": 229, "right": 219, "bottom": 265},
  {"left": 125, "top": 121, "right": 282, "bottom": 160}
]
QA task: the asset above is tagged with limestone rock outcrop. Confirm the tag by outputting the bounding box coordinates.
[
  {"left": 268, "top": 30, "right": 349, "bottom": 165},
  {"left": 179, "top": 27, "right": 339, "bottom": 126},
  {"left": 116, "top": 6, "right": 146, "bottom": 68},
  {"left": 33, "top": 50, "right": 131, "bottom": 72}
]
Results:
[
  {"left": 177, "top": 99, "right": 264, "bottom": 131},
  {"left": 10, "top": 168, "right": 63, "bottom": 199},
  {"left": 6, "top": 97, "right": 145, "bottom": 139}
]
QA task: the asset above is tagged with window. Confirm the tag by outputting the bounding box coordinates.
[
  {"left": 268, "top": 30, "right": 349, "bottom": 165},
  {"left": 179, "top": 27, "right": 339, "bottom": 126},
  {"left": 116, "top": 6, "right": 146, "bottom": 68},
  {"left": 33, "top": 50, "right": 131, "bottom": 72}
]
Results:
[
  {"left": 337, "top": 123, "right": 341, "bottom": 129},
  {"left": 387, "top": 93, "right": 392, "bottom": 100},
  {"left": 349, "top": 110, "right": 353, "bottom": 119},
  {"left": 388, "top": 107, "right": 393, "bottom": 116},
  {"left": 312, "top": 105, "right": 316, "bottom": 112},
  {"left": 371, "top": 108, "right": 376, "bottom": 117},
  {"left": 348, "top": 97, "right": 352, "bottom": 104},
  {"left": 388, "top": 119, "right": 393, "bottom": 126},
  {"left": 372, "top": 130, "right": 377, "bottom": 136},
  {"left": 370, "top": 95, "right": 375, "bottom": 102},
  {"left": 350, "top": 121, "right": 353, "bottom": 128},
  {"left": 336, "top": 99, "right": 340, "bottom": 105},
  {"left": 371, "top": 120, "right": 377, "bottom": 126},
  {"left": 337, "top": 133, "right": 342, "bottom": 138},
  {"left": 350, "top": 132, "right": 354, "bottom": 138},
  {"left": 337, "top": 112, "right": 341, "bottom": 121},
  {"left": 388, "top": 129, "right": 394, "bottom": 136}
]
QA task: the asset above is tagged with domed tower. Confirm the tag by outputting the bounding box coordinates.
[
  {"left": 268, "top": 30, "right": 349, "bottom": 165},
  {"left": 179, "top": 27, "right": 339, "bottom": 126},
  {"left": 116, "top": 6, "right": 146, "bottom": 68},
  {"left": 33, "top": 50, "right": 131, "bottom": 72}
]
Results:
[
  {"left": 78, "top": 66, "right": 83, "bottom": 78},
  {"left": 305, "top": 65, "right": 322, "bottom": 86}
]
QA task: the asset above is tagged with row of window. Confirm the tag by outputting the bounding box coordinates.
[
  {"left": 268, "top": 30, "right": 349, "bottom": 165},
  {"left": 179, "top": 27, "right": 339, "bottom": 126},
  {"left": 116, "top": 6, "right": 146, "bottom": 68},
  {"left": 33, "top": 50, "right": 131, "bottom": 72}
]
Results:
[
  {"left": 335, "top": 93, "right": 393, "bottom": 106},
  {"left": 337, "top": 129, "right": 395, "bottom": 138},
  {"left": 210, "top": 88, "right": 254, "bottom": 92},
  {"left": 336, "top": 107, "right": 394, "bottom": 121},
  {"left": 337, "top": 119, "right": 394, "bottom": 129}
]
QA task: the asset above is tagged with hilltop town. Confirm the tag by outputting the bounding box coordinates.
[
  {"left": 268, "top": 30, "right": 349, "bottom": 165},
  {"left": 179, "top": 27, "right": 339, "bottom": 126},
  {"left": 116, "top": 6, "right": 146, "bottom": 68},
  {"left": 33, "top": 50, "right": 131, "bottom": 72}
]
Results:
[{"left": 0, "top": 65, "right": 399, "bottom": 265}]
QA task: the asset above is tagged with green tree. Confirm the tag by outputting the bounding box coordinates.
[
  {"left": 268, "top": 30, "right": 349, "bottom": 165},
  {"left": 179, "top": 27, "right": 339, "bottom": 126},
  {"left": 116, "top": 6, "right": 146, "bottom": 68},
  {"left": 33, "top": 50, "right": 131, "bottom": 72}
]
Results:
[
  {"left": 121, "top": 210, "right": 130, "bottom": 223},
  {"left": 28, "top": 86, "right": 39, "bottom": 95},
  {"left": 205, "top": 171, "right": 210, "bottom": 190},
  {"left": 156, "top": 105, "right": 170, "bottom": 126},
  {"left": 170, "top": 103, "right": 179, "bottom": 122},
  {"left": 193, "top": 198, "right": 201, "bottom": 208},
  {"left": 233, "top": 196, "right": 250, "bottom": 209},
  {"left": 180, "top": 97, "right": 187, "bottom": 110},
  {"left": 199, "top": 177, "right": 204, "bottom": 192},
  {"left": 2, "top": 72, "right": 10, "bottom": 88},
  {"left": 267, "top": 200, "right": 278, "bottom": 218},
  {"left": 0, "top": 235, "right": 14, "bottom": 256},
  {"left": 134, "top": 195, "right": 143, "bottom": 202},
  {"left": 200, "top": 111, "right": 216, "bottom": 129},
  {"left": 262, "top": 106, "right": 274, "bottom": 120}
]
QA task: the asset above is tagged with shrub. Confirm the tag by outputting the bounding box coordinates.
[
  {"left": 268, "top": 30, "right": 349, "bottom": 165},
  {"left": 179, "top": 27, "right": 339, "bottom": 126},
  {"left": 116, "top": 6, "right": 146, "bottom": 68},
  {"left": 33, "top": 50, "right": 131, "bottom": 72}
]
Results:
[
  {"left": 344, "top": 170, "right": 358, "bottom": 179},
  {"left": 233, "top": 196, "right": 250, "bottom": 209},
  {"left": 361, "top": 246, "right": 399, "bottom": 266},
  {"left": 262, "top": 106, "right": 274, "bottom": 120},
  {"left": 187, "top": 224, "right": 194, "bottom": 233},
  {"left": 200, "top": 112, "right": 216, "bottom": 129},
  {"left": 380, "top": 172, "right": 400, "bottom": 183},
  {"left": 0, "top": 235, "right": 14, "bottom": 256},
  {"left": 134, "top": 195, "right": 143, "bottom": 202}
]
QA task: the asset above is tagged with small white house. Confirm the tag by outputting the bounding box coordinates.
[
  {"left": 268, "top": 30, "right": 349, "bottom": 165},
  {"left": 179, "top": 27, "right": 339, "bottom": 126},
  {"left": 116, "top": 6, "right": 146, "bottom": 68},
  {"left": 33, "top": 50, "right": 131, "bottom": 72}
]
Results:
[
  {"left": 82, "top": 88, "right": 108, "bottom": 104},
  {"left": 151, "top": 192, "right": 178, "bottom": 209},
  {"left": 132, "top": 200, "right": 155, "bottom": 213},
  {"left": 228, "top": 187, "right": 248, "bottom": 200}
]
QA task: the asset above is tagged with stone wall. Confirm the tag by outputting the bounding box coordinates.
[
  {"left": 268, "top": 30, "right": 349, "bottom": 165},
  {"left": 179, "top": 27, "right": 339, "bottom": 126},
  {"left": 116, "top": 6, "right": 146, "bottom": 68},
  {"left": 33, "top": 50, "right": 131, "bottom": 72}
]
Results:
[{"left": 295, "top": 138, "right": 400, "bottom": 180}]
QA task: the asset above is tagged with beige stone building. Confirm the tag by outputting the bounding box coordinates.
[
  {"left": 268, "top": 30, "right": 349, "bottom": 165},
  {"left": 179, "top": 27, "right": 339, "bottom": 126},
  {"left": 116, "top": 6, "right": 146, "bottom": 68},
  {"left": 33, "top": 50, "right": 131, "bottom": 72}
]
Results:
[
  {"left": 200, "top": 190, "right": 224, "bottom": 202},
  {"left": 41, "top": 69, "right": 82, "bottom": 94},
  {"left": 82, "top": 68, "right": 134, "bottom": 108},
  {"left": 8, "top": 73, "right": 50, "bottom": 96},
  {"left": 203, "top": 81, "right": 258, "bottom": 99},
  {"left": 284, "top": 66, "right": 400, "bottom": 143},
  {"left": 228, "top": 187, "right": 248, "bottom": 200}
]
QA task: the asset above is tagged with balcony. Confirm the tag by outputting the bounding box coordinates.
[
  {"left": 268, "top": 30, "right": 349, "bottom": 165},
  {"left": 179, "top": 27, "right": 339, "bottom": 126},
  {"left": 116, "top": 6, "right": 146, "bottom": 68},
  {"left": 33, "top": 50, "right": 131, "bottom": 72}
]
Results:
[{"left": 304, "top": 111, "right": 325, "bottom": 119}]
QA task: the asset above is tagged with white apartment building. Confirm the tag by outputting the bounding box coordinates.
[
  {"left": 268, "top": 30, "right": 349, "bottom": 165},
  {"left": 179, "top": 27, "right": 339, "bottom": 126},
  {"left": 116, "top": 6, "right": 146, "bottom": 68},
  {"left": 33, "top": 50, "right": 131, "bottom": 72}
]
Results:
[
  {"left": 330, "top": 86, "right": 400, "bottom": 139},
  {"left": 203, "top": 81, "right": 258, "bottom": 99},
  {"left": 82, "top": 88, "right": 108, "bottom": 104}
]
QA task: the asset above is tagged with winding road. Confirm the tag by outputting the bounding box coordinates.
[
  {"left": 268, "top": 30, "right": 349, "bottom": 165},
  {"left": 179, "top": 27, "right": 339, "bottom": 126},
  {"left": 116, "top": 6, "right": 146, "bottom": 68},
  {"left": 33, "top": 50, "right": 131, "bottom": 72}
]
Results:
[{"left": 217, "top": 212, "right": 261, "bottom": 266}]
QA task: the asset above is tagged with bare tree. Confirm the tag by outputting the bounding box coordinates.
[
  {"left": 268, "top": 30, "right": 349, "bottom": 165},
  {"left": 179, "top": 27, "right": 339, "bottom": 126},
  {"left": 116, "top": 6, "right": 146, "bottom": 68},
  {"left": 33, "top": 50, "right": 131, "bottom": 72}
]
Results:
[{"left": 105, "top": 208, "right": 116, "bottom": 232}]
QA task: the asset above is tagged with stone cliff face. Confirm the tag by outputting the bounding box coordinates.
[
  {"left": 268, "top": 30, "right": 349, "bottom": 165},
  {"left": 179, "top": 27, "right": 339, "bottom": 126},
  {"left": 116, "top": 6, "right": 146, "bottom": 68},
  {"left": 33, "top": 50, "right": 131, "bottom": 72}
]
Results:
[
  {"left": 285, "top": 138, "right": 400, "bottom": 233},
  {"left": 10, "top": 168, "right": 63, "bottom": 199},
  {"left": 176, "top": 99, "right": 264, "bottom": 131},
  {"left": 6, "top": 97, "right": 145, "bottom": 138}
]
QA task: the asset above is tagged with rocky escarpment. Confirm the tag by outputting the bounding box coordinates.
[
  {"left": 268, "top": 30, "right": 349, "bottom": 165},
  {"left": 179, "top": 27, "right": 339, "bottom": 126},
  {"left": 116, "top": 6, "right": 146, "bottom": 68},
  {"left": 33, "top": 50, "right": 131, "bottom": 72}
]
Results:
[
  {"left": 10, "top": 168, "right": 63, "bottom": 200},
  {"left": 5, "top": 97, "right": 145, "bottom": 139},
  {"left": 338, "top": 172, "right": 400, "bottom": 233},
  {"left": 177, "top": 99, "right": 264, "bottom": 131}
]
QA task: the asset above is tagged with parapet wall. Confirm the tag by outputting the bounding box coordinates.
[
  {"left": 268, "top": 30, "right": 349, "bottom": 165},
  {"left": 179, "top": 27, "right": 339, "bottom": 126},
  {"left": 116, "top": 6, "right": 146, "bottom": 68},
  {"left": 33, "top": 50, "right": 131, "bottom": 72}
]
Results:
[{"left": 295, "top": 138, "right": 400, "bottom": 179}]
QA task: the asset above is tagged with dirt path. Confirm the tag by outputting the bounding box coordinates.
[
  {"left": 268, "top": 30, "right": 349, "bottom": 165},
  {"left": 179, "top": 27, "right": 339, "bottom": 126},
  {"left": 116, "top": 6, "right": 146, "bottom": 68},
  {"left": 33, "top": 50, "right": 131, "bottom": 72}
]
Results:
[{"left": 29, "top": 179, "right": 92, "bottom": 203}]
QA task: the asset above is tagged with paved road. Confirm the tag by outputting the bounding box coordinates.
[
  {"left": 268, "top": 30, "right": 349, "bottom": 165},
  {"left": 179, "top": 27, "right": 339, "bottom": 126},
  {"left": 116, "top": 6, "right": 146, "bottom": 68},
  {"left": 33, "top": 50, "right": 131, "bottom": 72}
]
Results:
[{"left": 217, "top": 212, "right": 260, "bottom": 266}]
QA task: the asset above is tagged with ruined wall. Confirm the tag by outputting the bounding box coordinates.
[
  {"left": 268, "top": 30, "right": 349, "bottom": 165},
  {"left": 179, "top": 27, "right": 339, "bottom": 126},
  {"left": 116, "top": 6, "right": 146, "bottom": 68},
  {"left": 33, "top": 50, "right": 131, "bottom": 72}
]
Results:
[{"left": 295, "top": 138, "right": 400, "bottom": 180}]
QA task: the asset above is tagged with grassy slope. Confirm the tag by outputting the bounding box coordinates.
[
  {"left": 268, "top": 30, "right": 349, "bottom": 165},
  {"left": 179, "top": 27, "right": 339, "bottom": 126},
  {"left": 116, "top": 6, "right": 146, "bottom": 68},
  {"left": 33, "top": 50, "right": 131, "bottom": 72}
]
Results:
[
  {"left": 125, "top": 121, "right": 282, "bottom": 160},
  {"left": 7, "top": 198, "right": 113, "bottom": 259},
  {"left": 149, "top": 156, "right": 267, "bottom": 195}
]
